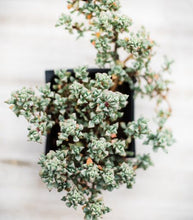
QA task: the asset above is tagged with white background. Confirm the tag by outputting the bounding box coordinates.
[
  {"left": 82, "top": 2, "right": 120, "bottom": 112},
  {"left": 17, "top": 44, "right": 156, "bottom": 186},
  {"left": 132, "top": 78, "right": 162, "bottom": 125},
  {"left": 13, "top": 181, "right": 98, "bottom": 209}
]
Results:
[{"left": 0, "top": 0, "right": 193, "bottom": 219}]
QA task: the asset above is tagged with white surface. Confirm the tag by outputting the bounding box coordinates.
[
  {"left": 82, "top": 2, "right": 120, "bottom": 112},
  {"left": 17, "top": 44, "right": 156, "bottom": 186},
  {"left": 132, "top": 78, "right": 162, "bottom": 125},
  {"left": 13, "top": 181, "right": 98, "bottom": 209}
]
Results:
[{"left": 0, "top": 0, "right": 193, "bottom": 219}]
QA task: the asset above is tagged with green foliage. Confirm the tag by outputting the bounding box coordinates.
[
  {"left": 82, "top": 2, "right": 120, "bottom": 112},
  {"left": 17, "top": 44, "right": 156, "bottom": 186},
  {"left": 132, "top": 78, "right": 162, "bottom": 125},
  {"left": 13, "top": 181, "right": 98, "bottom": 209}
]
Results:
[
  {"left": 144, "top": 129, "right": 174, "bottom": 152},
  {"left": 135, "top": 154, "right": 153, "bottom": 170},
  {"left": 121, "top": 117, "right": 149, "bottom": 139},
  {"left": 6, "top": 0, "right": 175, "bottom": 219},
  {"left": 83, "top": 199, "right": 111, "bottom": 220}
]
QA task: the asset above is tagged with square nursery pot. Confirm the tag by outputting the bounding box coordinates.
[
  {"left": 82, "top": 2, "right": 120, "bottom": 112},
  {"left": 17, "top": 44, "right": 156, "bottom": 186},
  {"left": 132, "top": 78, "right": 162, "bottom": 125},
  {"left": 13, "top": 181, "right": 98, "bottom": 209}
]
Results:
[{"left": 45, "top": 69, "right": 135, "bottom": 157}]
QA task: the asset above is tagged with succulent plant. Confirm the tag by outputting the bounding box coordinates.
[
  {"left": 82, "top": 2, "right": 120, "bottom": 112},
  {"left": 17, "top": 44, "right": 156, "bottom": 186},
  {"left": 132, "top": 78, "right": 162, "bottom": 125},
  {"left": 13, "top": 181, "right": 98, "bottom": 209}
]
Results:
[{"left": 6, "top": 0, "right": 174, "bottom": 219}]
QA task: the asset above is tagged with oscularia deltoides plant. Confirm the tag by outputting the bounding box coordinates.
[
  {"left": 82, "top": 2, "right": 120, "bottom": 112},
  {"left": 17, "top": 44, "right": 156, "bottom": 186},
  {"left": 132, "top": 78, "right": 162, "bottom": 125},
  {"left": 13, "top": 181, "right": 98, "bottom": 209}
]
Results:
[{"left": 6, "top": 0, "right": 174, "bottom": 219}]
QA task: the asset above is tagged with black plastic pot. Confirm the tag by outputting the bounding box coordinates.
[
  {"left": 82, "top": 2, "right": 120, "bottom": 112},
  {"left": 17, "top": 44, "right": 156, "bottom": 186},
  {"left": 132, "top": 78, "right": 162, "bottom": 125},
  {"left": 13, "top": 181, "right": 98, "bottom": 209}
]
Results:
[{"left": 45, "top": 69, "right": 135, "bottom": 157}]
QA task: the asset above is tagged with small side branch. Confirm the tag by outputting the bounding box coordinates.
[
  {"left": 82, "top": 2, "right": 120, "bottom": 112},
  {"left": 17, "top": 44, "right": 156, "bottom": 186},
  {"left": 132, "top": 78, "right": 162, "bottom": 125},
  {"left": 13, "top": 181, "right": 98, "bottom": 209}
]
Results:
[
  {"left": 123, "top": 54, "right": 133, "bottom": 65},
  {"left": 111, "top": 75, "right": 119, "bottom": 92}
]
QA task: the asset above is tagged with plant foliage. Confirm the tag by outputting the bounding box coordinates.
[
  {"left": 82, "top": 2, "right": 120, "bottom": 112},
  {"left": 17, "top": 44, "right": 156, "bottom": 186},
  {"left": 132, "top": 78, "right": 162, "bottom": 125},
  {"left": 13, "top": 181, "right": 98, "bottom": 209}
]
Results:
[{"left": 6, "top": 0, "right": 174, "bottom": 219}]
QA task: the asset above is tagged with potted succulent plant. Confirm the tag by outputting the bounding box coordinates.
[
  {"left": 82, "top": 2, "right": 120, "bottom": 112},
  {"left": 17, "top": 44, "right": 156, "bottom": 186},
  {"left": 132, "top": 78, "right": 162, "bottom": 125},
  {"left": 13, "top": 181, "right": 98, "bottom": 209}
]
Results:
[
  {"left": 45, "top": 68, "right": 135, "bottom": 155},
  {"left": 6, "top": 0, "right": 174, "bottom": 219}
]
